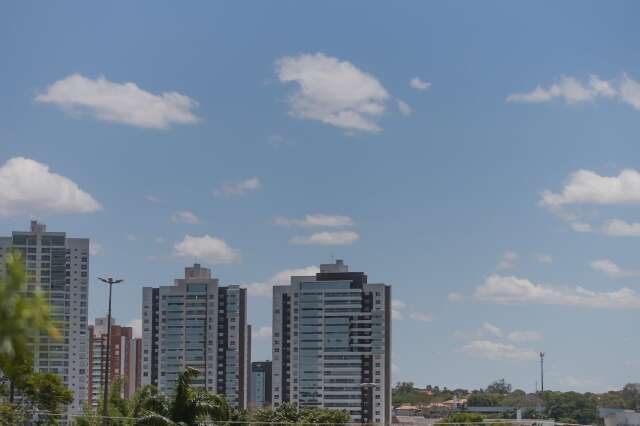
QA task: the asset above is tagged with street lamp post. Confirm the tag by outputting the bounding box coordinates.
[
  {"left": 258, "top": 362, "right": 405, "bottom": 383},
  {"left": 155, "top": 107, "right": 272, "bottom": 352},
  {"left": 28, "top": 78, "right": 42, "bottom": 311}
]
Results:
[{"left": 98, "top": 277, "right": 124, "bottom": 426}]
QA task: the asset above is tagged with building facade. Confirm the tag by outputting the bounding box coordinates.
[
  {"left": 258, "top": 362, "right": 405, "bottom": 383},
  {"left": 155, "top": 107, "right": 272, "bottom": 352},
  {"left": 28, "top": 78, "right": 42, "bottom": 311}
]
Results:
[
  {"left": 272, "top": 260, "right": 391, "bottom": 424},
  {"left": 0, "top": 221, "right": 89, "bottom": 414},
  {"left": 250, "top": 361, "right": 272, "bottom": 408},
  {"left": 141, "top": 264, "right": 250, "bottom": 408},
  {"left": 88, "top": 318, "right": 141, "bottom": 407}
]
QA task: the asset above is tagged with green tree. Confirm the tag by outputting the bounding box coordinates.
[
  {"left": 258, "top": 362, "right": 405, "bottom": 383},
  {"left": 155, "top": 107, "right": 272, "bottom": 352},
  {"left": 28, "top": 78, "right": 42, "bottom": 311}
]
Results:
[
  {"left": 134, "top": 367, "right": 230, "bottom": 425},
  {"left": 486, "top": 379, "right": 512, "bottom": 395},
  {"left": 542, "top": 391, "right": 598, "bottom": 425},
  {"left": 622, "top": 383, "right": 640, "bottom": 410},
  {"left": 436, "top": 412, "right": 484, "bottom": 425},
  {"left": 253, "top": 402, "right": 349, "bottom": 425},
  {"left": 0, "top": 250, "right": 59, "bottom": 402},
  {"left": 22, "top": 371, "right": 73, "bottom": 423},
  {"left": 467, "top": 392, "right": 502, "bottom": 407}
]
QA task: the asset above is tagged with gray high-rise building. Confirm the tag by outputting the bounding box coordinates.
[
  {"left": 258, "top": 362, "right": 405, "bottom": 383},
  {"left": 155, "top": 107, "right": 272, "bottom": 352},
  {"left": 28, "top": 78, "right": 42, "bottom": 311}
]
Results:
[
  {"left": 0, "top": 221, "right": 90, "bottom": 414},
  {"left": 272, "top": 260, "right": 392, "bottom": 424},
  {"left": 250, "top": 361, "right": 272, "bottom": 408},
  {"left": 141, "top": 264, "right": 250, "bottom": 408}
]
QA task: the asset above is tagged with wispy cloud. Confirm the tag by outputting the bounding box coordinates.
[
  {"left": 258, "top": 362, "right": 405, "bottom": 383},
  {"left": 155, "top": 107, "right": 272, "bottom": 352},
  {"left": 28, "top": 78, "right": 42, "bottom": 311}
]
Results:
[
  {"left": 496, "top": 251, "right": 519, "bottom": 270},
  {"left": 447, "top": 292, "right": 464, "bottom": 303},
  {"left": 215, "top": 177, "right": 261, "bottom": 197},
  {"left": 274, "top": 214, "right": 353, "bottom": 228},
  {"left": 290, "top": 231, "right": 359, "bottom": 245},
  {"left": 397, "top": 99, "right": 413, "bottom": 116},
  {"left": 460, "top": 340, "right": 537, "bottom": 361},
  {"left": 242, "top": 266, "right": 319, "bottom": 297},
  {"left": 602, "top": 219, "right": 640, "bottom": 237},
  {"left": 590, "top": 259, "right": 640, "bottom": 278},
  {"left": 171, "top": 210, "right": 201, "bottom": 225},
  {"left": 36, "top": 74, "right": 199, "bottom": 129},
  {"left": 476, "top": 274, "right": 640, "bottom": 309},
  {"left": 252, "top": 326, "right": 272, "bottom": 339}
]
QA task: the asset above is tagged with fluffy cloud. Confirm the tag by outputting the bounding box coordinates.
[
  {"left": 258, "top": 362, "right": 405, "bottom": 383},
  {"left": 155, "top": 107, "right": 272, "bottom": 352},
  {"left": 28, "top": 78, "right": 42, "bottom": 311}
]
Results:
[
  {"left": 397, "top": 99, "right": 413, "bottom": 116},
  {"left": 479, "top": 322, "right": 503, "bottom": 338},
  {"left": 460, "top": 340, "right": 537, "bottom": 361},
  {"left": 506, "top": 75, "right": 616, "bottom": 104},
  {"left": 410, "top": 77, "right": 431, "bottom": 91},
  {"left": 35, "top": 74, "right": 199, "bottom": 129},
  {"left": 174, "top": 234, "right": 239, "bottom": 264},
  {"left": 476, "top": 274, "right": 640, "bottom": 309},
  {"left": 619, "top": 74, "right": 640, "bottom": 109},
  {"left": 507, "top": 331, "right": 543, "bottom": 343},
  {"left": 409, "top": 312, "right": 433, "bottom": 322},
  {"left": 276, "top": 53, "right": 389, "bottom": 132},
  {"left": 590, "top": 259, "right": 640, "bottom": 278},
  {"left": 290, "top": 231, "right": 359, "bottom": 246},
  {"left": 541, "top": 169, "right": 640, "bottom": 207},
  {"left": 252, "top": 326, "right": 272, "bottom": 339},
  {"left": 274, "top": 214, "right": 353, "bottom": 228},
  {"left": 496, "top": 251, "right": 518, "bottom": 270},
  {"left": 144, "top": 194, "right": 160, "bottom": 203},
  {"left": 447, "top": 292, "right": 464, "bottom": 302},
  {"left": 0, "top": 157, "right": 102, "bottom": 217},
  {"left": 602, "top": 219, "right": 640, "bottom": 237},
  {"left": 127, "top": 319, "right": 142, "bottom": 339},
  {"left": 215, "top": 177, "right": 261, "bottom": 197},
  {"left": 243, "top": 265, "right": 319, "bottom": 297},
  {"left": 171, "top": 210, "right": 201, "bottom": 225}
]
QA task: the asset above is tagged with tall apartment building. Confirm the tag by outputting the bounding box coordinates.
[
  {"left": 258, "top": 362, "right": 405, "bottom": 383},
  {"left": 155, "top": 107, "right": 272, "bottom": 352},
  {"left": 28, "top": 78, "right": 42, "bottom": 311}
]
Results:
[
  {"left": 0, "top": 221, "right": 89, "bottom": 414},
  {"left": 88, "top": 317, "right": 141, "bottom": 407},
  {"left": 141, "top": 264, "right": 250, "bottom": 408},
  {"left": 250, "top": 361, "right": 272, "bottom": 408},
  {"left": 272, "top": 260, "right": 392, "bottom": 424}
]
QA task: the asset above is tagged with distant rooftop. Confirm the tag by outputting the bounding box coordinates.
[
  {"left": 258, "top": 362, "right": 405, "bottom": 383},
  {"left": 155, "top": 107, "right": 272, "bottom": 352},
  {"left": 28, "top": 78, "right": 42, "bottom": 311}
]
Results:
[{"left": 319, "top": 259, "right": 349, "bottom": 273}]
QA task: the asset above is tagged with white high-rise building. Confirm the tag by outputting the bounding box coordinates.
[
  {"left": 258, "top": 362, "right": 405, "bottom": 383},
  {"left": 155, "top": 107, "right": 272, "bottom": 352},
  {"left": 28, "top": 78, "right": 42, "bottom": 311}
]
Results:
[
  {"left": 141, "top": 264, "right": 251, "bottom": 408},
  {"left": 272, "top": 259, "right": 392, "bottom": 424},
  {"left": 0, "top": 221, "right": 89, "bottom": 414}
]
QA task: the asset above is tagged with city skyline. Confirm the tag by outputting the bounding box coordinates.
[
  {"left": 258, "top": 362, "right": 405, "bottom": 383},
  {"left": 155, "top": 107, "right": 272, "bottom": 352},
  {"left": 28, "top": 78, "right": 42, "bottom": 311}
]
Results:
[{"left": 2, "top": 1, "right": 640, "bottom": 396}]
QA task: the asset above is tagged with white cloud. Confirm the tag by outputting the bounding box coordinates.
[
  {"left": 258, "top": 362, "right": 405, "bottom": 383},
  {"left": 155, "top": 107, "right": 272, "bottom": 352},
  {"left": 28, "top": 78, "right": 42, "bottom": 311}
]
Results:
[
  {"left": 602, "top": 219, "right": 640, "bottom": 237},
  {"left": 252, "top": 326, "right": 272, "bottom": 339},
  {"left": 144, "top": 194, "right": 160, "bottom": 203},
  {"left": 0, "top": 157, "right": 102, "bottom": 217},
  {"left": 476, "top": 274, "right": 640, "bottom": 309},
  {"left": 215, "top": 177, "right": 261, "bottom": 197},
  {"left": 479, "top": 322, "right": 503, "bottom": 338},
  {"left": 506, "top": 75, "right": 615, "bottom": 104},
  {"left": 392, "top": 299, "right": 406, "bottom": 320},
  {"left": 410, "top": 77, "right": 431, "bottom": 91},
  {"left": 409, "top": 312, "right": 433, "bottom": 322},
  {"left": 496, "top": 251, "right": 519, "bottom": 270},
  {"left": 460, "top": 340, "right": 537, "bottom": 361},
  {"left": 619, "top": 73, "right": 640, "bottom": 109},
  {"left": 274, "top": 214, "right": 353, "bottom": 228},
  {"left": 541, "top": 169, "right": 640, "bottom": 207},
  {"left": 397, "top": 99, "right": 413, "bottom": 116},
  {"left": 155, "top": 237, "right": 166, "bottom": 244},
  {"left": 290, "top": 231, "right": 359, "bottom": 246},
  {"left": 590, "top": 259, "right": 640, "bottom": 278},
  {"left": 244, "top": 266, "right": 319, "bottom": 297},
  {"left": 89, "top": 241, "right": 102, "bottom": 256},
  {"left": 174, "top": 234, "right": 239, "bottom": 264},
  {"left": 127, "top": 234, "right": 137, "bottom": 241},
  {"left": 127, "top": 319, "right": 142, "bottom": 339},
  {"left": 536, "top": 254, "right": 553, "bottom": 264},
  {"left": 276, "top": 53, "right": 389, "bottom": 132},
  {"left": 570, "top": 222, "right": 593, "bottom": 233},
  {"left": 507, "top": 331, "right": 543, "bottom": 343},
  {"left": 36, "top": 73, "right": 199, "bottom": 129},
  {"left": 447, "top": 292, "right": 464, "bottom": 302},
  {"left": 171, "top": 210, "right": 201, "bottom": 225}
]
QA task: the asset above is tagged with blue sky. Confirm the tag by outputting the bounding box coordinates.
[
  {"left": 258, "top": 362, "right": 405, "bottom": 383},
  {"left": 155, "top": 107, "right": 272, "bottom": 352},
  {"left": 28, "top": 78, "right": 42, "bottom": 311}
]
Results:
[{"left": 1, "top": 1, "right": 640, "bottom": 393}]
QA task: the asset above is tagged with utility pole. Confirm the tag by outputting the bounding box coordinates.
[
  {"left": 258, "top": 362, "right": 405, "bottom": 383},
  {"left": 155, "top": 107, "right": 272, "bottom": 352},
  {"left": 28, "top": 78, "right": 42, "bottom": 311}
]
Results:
[
  {"left": 98, "top": 277, "right": 124, "bottom": 426},
  {"left": 540, "top": 352, "right": 545, "bottom": 393}
]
